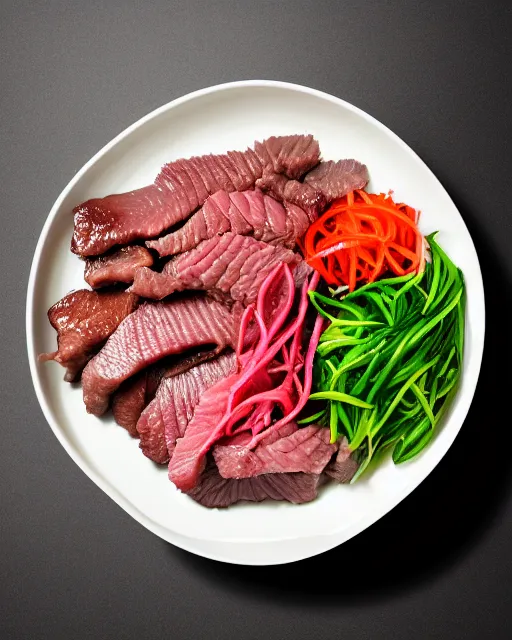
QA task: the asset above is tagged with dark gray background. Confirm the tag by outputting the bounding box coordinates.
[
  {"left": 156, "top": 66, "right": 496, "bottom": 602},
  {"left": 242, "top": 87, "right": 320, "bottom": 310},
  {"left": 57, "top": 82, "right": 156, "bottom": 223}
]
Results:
[{"left": 1, "top": 1, "right": 511, "bottom": 638}]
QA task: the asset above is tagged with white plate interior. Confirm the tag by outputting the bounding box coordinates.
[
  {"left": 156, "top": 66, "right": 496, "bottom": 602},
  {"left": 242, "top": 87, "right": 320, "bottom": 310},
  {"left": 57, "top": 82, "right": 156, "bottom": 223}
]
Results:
[{"left": 27, "top": 81, "right": 484, "bottom": 564}]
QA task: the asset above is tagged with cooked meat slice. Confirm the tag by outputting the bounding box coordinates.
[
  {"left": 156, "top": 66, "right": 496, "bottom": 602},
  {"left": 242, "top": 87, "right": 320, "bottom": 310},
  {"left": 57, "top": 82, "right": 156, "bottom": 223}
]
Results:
[
  {"left": 169, "top": 374, "right": 236, "bottom": 492},
  {"left": 71, "top": 135, "right": 320, "bottom": 256},
  {"left": 254, "top": 134, "right": 320, "bottom": 180},
  {"left": 130, "top": 233, "right": 301, "bottom": 306},
  {"left": 39, "top": 290, "right": 138, "bottom": 382},
  {"left": 81, "top": 296, "right": 236, "bottom": 416},
  {"left": 187, "top": 465, "right": 322, "bottom": 508},
  {"left": 137, "top": 352, "right": 238, "bottom": 464},
  {"left": 304, "top": 159, "right": 369, "bottom": 200},
  {"left": 257, "top": 159, "right": 369, "bottom": 220},
  {"left": 256, "top": 172, "right": 326, "bottom": 221},
  {"left": 111, "top": 372, "right": 147, "bottom": 437},
  {"left": 111, "top": 365, "right": 166, "bottom": 437},
  {"left": 84, "top": 246, "right": 153, "bottom": 289},
  {"left": 213, "top": 423, "right": 336, "bottom": 478},
  {"left": 325, "top": 437, "right": 359, "bottom": 483},
  {"left": 147, "top": 190, "right": 309, "bottom": 257},
  {"left": 112, "top": 347, "right": 225, "bottom": 437}
]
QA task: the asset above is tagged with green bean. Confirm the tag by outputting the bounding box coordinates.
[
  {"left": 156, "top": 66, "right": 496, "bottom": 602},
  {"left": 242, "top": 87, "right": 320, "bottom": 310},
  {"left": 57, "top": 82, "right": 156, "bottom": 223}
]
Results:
[
  {"left": 394, "top": 270, "right": 425, "bottom": 299},
  {"left": 297, "top": 409, "right": 327, "bottom": 425},
  {"left": 329, "top": 403, "right": 339, "bottom": 443},
  {"left": 309, "top": 391, "right": 374, "bottom": 409},
  {"left": 410, "top": 383, "right": 436, "bottom": 426},
  {"left": 329, "top": 348, "right": 384, "bottom": 390},
  {"left": 336, "top": 403, "right": 354, "bottom": 440},
  {"left": 422, "top": 242, "right": 442, "bottom": 314},
  {"left": 392, "top": 417, "right": 432, "bottom": 463},
  {"left": 307, "top": 233, "right": 465, "bottom": 480},
  {"left": 371, "top": 355, "right": 440, "bottom": 435},
  {"left": 344, "top": 272, "right": 416, "bottom": 298}
]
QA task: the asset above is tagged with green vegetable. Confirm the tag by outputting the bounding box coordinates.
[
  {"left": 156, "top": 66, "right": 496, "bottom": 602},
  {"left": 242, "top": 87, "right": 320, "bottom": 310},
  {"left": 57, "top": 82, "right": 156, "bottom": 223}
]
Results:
[{"left": 307, "top": 233, "right": 465, "bottom": 479}]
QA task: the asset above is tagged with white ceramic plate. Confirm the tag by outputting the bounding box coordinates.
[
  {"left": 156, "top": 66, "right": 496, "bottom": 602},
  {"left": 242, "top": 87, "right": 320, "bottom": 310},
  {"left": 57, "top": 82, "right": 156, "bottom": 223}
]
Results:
[{"left": 27, "top": 80, "right": 485, "bottom": 565}]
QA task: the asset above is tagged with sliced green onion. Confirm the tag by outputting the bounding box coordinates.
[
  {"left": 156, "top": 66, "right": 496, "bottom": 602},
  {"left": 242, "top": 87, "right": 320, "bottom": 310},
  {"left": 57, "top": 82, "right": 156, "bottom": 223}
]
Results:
[{"left": 306, "top": 233, "right": 465, "bottom": 480}]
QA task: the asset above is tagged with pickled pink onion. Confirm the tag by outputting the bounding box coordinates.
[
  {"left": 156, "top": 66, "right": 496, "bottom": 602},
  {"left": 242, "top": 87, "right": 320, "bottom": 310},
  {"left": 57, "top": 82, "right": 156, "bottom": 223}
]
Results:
[{"left": 199, "top": 264, "right": 322, "bottom": 455}]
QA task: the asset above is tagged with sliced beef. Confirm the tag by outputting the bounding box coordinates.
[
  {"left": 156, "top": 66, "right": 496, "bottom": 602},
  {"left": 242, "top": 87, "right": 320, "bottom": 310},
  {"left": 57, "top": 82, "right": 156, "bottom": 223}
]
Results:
[
  {"left": 304, "top": 159, "right": 369, "bottom": 200},
  {"left": 257, "top": 159, "right": 369, "bottom": 220},
  {"left": 130, "top": 233, "right": 301, "bottom": 306},
  {"left": 146, "top": 189, "right": 309, "bottom": 257},
  {"left": 160, "top": 347, "right": 225, "bottom": 379},
  {"left": 39, "top": 290, "right": 138, "bottom": 382},
  {"left": 254, "top": 134, "right": 320, "bottom": 180},
  {"left": 81, "top": 296, "right": 236, "bottom": 416},
  {"left": 111, "top": 365, "right": 166, "bottom": 437},
  {"left": 169, "top": 374, "right": 237, "bottom": 491},
  {"left": 71, "top": 135, "right": 320, "bottom": 257},
  {"left": 111, "top": 373, "right": 147, "bottom": 437},
  {"left": 187, "top": 464, "right": 322, "bottom": 508},
  {"left": 72, "top": 185, "right": 166, "bottom": 257},
  {"left": 282, "top": 202, "right": 312, "bottom": 244},
  {"left": 84, "top": 246, "right": 153, "bottom": 289},
  {"left": 112, "top": 347, "right": 224, "bottom": 437},
  {"left": 137, "top": 351, "right": 238, "bottom": 465},
  {"left": 325, "top": 437, "right": 359, "bottom": 483},
  {"left": 213, "top": 423, "right": 335, "bottom": 479},
  {"left": 256, "top": 172, "right": 327, "bottom": 221}
]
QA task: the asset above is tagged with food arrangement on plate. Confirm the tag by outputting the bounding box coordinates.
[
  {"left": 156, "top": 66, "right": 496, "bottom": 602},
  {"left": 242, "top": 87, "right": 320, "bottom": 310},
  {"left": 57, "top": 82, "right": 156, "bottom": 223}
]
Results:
[{"left": 40, "top": 134, "right": 465, "bottom": 508}]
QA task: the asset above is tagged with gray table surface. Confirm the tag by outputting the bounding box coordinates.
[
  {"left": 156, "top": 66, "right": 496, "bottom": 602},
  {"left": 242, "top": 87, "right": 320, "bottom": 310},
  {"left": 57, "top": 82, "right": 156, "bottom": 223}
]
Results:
[{"left": 2, "top": 1, "right": 511, "bottom": 638}]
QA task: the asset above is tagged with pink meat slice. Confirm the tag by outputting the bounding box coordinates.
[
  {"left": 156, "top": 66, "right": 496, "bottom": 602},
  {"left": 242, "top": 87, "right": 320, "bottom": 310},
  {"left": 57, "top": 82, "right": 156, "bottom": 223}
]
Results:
[
  {"left": 304, "top": 159, "right": 370, "bottom": 200},
  {"left": 130, "top": 233, "right": 301, "bottom": 306},
  {"left": 39, "top": 290, "right": 138, "bottom": 382},
  {"left": 111, "top": 372, "right": 147, "bottom": 437},
  {"left": 71, "top": 135, "right": 320, "bottom": 257},
  {"left": 112, "top": 347, "right": 224, "bottom": 437},
  {"left": 325, "top": 437, "right": 359, "bottom": 483},
  {"left": 257, "top": 159, "right": 369, "bottom": 220},
  {"left": 187, "top": 465, "right": 322, "bottom": 508},
  {"left": 136, "top": 351, "right": 238, "bottom": 465},
  {"left": 147, "top": 189, "right": 309, "bottom": 257},
  {"left": 84, "top": 246, "right": 153, "bottom": 289},
  {"left": 111, "top": 365, "right": 167, "bottom": 437},
  {"left": 81, "top": 296, "right": 236, "bottom": 416},
  {"left": 254, "top": 134, "right": 320, "bottom": 180},
  {"left": 213, "top": 423, "right": 336, "bottom": 479},
  {"left": 256, "top": 172, "right": 327, "bottom": 221},
  {"left": 169, "top": 374, "right": 237, "bottom": 492}
]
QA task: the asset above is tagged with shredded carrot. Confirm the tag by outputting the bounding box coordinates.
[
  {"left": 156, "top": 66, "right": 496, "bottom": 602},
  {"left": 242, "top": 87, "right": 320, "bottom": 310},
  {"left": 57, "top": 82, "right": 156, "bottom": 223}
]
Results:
[{"left": 303, "top": 190, "right": 424, "bottom": 290}]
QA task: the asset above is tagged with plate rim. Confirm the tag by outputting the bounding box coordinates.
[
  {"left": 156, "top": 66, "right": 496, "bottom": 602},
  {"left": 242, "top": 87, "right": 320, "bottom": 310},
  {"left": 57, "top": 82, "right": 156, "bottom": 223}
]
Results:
[{"left": 26, "top": 79, "right": 485, "bottom": 565}]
